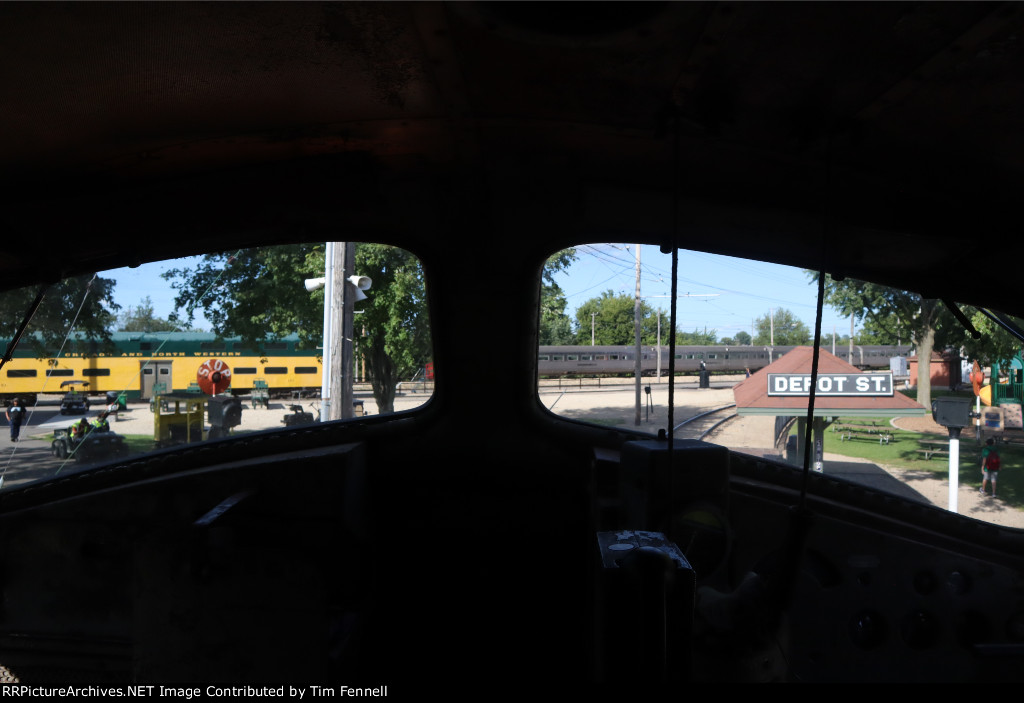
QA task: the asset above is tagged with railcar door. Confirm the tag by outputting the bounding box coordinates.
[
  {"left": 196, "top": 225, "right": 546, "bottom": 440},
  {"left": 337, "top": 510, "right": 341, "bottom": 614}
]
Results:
[{"left": 141, "top": 361, "right": 173, "bottom": 399}]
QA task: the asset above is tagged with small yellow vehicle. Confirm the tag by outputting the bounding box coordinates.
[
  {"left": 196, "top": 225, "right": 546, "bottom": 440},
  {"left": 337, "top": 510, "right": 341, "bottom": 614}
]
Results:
[{"left": 152, "top": 392, "right": 207, "bottom": 447}]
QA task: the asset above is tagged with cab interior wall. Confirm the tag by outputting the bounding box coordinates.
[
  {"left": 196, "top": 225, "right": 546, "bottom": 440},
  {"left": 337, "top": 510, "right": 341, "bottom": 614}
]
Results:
[
  {"left": 2, "top": 167, "right": 1022, "bottom": 683},
  {"left": 3, "top": 0, "right": 1024, "bottom": 686}
]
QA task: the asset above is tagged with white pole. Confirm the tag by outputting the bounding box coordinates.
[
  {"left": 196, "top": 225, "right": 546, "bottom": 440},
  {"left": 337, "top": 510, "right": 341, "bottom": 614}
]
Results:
[{"left": 948, "top": 435, "right": 960, "bottom": 513}]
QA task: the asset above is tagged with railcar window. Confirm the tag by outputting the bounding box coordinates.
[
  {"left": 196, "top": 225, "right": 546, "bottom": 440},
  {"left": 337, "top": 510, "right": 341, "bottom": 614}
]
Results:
[
  {"left": 0, "top": 242, "right": 432, "bottom": 491},
  {"left": 537, "top": 243, "right": 1024, "bottom": 531}
]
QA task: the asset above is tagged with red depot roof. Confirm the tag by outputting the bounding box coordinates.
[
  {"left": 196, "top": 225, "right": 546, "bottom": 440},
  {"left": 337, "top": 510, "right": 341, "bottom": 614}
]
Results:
[{"left": 733, "top": 346, "right": 926, "bottom": 417}]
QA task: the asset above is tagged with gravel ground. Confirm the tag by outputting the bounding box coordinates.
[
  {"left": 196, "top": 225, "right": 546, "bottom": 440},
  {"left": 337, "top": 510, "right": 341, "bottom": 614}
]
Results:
[{"left": 31, "top": 385, "right": 1024, "bottom": 530}]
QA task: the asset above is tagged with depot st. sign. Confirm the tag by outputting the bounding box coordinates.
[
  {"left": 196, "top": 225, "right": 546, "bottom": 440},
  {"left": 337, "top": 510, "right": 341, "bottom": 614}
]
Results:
[{"left": 767, "top": 372, "right": 894, "bottom": 397}]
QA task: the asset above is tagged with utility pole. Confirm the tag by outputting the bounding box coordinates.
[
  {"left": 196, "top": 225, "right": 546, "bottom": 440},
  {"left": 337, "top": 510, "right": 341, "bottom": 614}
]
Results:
[
  {"left": 320, "top": 243, "right": 335, "bottom": 420},
  {"left": 340, "top": 242, "right": 356, "bottom": 420},
  {"left": 327, "top": 241, "right": 355, "bottom": 421},
  {"left": 656, "top": 311, "right": 661, "bottom": 380},
  {"left": 634, "top": 244, "right": 642, "bottom": 426},
  {"left": 310, "top": 242, "right": 369, "bottom": 422},
  {"left": 849, "top": 315, "right": 854, "bottom": 365}
]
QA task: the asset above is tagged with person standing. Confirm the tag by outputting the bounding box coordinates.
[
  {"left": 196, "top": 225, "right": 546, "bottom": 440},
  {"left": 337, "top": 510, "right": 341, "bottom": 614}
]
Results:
[
  {"left": 5, "top": 398, "right": 25, "bottom": 442},
  {"left": 981, "top": 437, "right": 1001, "bottom": 497}
]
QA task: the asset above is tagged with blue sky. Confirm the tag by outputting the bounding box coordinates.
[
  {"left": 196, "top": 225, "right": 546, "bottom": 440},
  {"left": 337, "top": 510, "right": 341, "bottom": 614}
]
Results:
[
  {"left": 106, "top": 257, "right": 212, "bottom": 330},
  {"left": 553, "top": 244, "right": 856, "bottom": 343},
  {"left": 105, "top": 244, "right": 857, "bottom": 342}
]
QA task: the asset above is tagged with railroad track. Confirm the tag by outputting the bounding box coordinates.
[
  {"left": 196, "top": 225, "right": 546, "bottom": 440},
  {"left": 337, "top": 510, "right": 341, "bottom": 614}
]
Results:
[{"left": 673, "top": 404, "right": 737, "bottom": 441}]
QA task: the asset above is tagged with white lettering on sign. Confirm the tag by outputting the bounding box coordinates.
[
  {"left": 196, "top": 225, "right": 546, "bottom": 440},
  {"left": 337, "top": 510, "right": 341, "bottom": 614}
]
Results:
[{"left": 766, "top": 373, "right": 894, "bottom": 397}]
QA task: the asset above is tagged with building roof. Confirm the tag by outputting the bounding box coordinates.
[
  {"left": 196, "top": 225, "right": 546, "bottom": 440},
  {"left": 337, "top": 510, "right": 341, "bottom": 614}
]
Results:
[{"left": 733, "top": 346, "right": 927, "bottom": 417}]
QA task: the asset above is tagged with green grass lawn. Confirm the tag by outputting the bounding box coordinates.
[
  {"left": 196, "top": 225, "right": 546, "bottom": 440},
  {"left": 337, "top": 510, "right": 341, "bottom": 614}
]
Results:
[
  {"left": 122, "top": 435, "right": 158, "bottom": 454},
  {"left": 814, "top": 416, "right": 1023, "bottom": 508}
]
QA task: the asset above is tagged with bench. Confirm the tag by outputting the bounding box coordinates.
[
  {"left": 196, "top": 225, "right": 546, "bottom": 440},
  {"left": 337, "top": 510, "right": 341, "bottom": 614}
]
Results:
[{"left": 996, "top": 433, "right": 1024, "bottom": 447}]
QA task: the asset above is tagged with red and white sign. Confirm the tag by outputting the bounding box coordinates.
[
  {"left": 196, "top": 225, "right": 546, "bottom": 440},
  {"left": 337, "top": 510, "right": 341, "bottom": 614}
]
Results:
[{"left": 197, "top": 358, "right": 232, "bottom": 395}]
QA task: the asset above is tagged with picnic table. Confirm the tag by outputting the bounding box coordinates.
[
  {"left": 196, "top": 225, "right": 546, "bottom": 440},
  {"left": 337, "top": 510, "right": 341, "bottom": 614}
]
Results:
[
  {"left": 916, "top": 439, "right": 949, "bottom": 460},
  {"left": 834, "top": 423, "right": 893, "bottom": 445}
]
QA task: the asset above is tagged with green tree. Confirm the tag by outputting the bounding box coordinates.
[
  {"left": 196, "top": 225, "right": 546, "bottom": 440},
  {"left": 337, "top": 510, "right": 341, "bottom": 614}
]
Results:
[
  {"left": 350, "top": 243, "right": 430, "bottom": 413},
  {"left": 116, "top": 296, "right": 179, "bottom": 332},
  {"left": 540, "top": 249, "right": 578, "bottom": 345},
  {"left": 0, "top": 274, "right": 119, "bottom": 357},
  {"left": 752, "top": 308, "right": 810, "bottom": 346},
  {"left": 163, "top": 243, "right": 430, "bottom": 415},
  {"left": 575, "top": 290, "right": 659, "bottom": 346},
  {"left": 811, "top": 273, "right": 950, "bottom": 409},
  {"left": 677, "top": 327, "right": 718, "bottom": 345},
  {"left": 164, "top": 245, "right": 323, "bottom": 348},
  {"left": 955, "top": 309, "right": 1023, "bottom": 369},
  {"left": 818, "top": 332, "right": 852, "bottom": 349}
]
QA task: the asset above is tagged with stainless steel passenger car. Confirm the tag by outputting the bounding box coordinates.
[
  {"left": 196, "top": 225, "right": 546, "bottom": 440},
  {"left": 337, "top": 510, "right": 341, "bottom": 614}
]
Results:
[{"left": 538, "top": 344, "right": 912, "bottom": 376}]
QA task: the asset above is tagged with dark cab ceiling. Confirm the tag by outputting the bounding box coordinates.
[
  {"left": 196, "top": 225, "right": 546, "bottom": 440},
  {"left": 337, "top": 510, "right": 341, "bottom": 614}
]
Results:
[{"left": 2, "top": 2, "right": 1023, "bottom": 316}]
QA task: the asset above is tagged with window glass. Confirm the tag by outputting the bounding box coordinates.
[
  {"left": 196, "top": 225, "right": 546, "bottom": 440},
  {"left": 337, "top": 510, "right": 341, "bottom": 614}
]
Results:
[
  {"left": 0, "top": 242, "right": 432, "bottom": 489},
  {"left": 539, "top": 244, "right": 1024, "bottom": 530}
]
